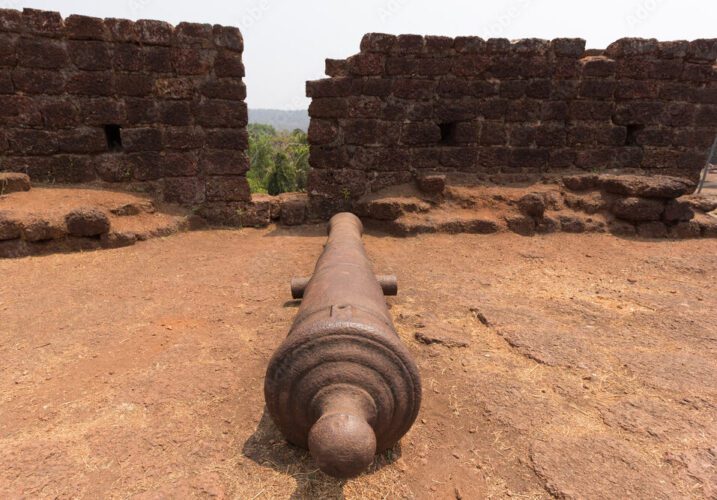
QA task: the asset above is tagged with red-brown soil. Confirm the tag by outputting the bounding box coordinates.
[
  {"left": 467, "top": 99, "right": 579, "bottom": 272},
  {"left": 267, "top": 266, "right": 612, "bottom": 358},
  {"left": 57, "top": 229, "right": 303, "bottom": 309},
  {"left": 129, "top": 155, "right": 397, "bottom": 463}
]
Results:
[{"left": 1, "top": 227, "right": 716, "bottom": 498}]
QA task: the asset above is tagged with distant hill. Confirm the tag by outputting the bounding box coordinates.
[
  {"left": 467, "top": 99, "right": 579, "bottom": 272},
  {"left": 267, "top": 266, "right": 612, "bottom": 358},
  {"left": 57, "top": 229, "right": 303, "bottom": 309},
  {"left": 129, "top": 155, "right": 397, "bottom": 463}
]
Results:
[{"left": 249, "top": 109, "right": 309, "bottom": 132}]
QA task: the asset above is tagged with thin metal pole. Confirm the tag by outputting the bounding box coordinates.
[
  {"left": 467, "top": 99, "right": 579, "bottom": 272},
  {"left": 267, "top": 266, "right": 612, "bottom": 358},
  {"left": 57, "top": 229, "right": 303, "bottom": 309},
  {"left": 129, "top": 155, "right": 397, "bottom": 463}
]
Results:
[{"left": 696, "top": 136, "right": 717, "bottom": 194}]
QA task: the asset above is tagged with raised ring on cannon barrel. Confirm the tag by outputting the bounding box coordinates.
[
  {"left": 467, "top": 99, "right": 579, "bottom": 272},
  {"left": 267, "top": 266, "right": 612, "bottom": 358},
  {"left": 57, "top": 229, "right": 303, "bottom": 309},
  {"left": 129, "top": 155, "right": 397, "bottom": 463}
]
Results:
[{"left": 264, "top": 212, "right": 422, "bottom": 479}]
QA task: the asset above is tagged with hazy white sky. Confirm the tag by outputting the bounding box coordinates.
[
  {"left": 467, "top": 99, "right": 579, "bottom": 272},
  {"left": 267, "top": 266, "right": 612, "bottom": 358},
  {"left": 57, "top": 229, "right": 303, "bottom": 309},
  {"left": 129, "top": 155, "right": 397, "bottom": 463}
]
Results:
[{"left": 7, "top": 0, "right": 717, "bottom": 109}]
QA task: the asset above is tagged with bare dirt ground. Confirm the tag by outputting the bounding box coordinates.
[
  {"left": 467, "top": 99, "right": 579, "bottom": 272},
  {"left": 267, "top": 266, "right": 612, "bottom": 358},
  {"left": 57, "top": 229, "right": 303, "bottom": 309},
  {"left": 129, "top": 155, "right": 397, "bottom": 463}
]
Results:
[{"left": 1, "top": 226, "right": 716, "bottom": 499}]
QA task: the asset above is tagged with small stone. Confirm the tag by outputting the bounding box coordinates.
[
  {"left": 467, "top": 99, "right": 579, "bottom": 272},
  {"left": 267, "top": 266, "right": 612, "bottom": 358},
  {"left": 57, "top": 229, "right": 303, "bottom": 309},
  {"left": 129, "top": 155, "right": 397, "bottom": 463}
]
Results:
[
  {"left": 0, "top": 173, "right": 31, "bottom": 195},
  {"left": 65, "top": 207, "right": 110, "bottom": 237}
]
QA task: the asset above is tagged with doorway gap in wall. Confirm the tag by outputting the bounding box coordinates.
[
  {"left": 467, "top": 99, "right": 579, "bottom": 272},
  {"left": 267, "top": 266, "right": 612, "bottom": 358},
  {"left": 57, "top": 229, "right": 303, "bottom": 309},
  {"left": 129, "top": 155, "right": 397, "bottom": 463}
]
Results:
[{"left": 104, "top": 125, "right": 123, "bottom": 151}]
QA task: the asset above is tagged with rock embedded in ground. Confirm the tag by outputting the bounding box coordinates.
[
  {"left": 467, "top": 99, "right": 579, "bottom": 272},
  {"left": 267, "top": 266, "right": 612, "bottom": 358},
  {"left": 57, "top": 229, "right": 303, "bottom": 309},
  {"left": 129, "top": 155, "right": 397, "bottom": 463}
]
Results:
[
  {"left": 416, "top": 174, "right": 446, "bottom": 195},
  {"left": 279, "top": 198, "right": 307, "bottom": 226},
  {"left": 663, "top": 199, "right": 695, "bottom": 222},
  {"left": 600, "top": 174, "right": 694, "bottom": 199},
  {"left": 414, "top": 330, "right": 469, "bottom": 349},
  {"left": 0, "top": 211, "right": 21, "bottom": 240},
  {"left": 0, "top": 173, "right": 31, "bottom": 195},
  {"left": 21, "top": 217, "right": 67, "bottom": 242},
  {"left": 611, "top": 197, "right": 665, "bottom": 222},
  {"left": 562, "top": 174, "right": 600, "bottom": 191},
  {"left": 505, "top": 214, "right": 536, "bottom": 236},
  {"left": 65, "top": 208, "right": 111, "bottom": 237},
  {"left": 637, "top": 221, "right": 668, "bottom": 238},
  {"left": 669, "top": 220, "right": 701, "bottom": 239},
  {"left": 517, "top": 193, "right": 545, "bottom": 217}
]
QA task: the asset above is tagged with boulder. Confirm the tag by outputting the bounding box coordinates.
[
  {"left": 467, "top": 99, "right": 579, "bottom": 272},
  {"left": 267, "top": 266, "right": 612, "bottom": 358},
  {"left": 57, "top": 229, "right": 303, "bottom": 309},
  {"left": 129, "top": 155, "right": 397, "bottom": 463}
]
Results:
[
  {"left": 65, "top": 208, "right": 110, "bottom": 237},
  {"left": 611, "top": 197, "right": 665, "bottom": 222},
  {"left": 695, "top": 214, "right": 717, "bottom": 237},
  {"left": 517, "top": 193, "right": 545, "bottom": 217},
  {"left": 0, "top": 172, "right": 31, "bottom": 194},
  {"left": 600, "top": 175, "right": 694, "bottom": 199}
]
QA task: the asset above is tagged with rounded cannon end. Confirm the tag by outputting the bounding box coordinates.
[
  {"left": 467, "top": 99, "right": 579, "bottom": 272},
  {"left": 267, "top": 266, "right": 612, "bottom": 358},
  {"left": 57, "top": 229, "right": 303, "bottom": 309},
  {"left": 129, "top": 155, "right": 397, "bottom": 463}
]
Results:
[{"left": 308, "top": 412, "right": 376, "bottom": 479}]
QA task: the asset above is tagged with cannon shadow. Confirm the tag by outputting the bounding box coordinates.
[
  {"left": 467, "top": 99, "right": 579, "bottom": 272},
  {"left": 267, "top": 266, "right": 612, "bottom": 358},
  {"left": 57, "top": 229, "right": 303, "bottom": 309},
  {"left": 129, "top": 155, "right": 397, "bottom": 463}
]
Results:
[{"left": 242, "top": 407, "right": 402, "bottom": 499}]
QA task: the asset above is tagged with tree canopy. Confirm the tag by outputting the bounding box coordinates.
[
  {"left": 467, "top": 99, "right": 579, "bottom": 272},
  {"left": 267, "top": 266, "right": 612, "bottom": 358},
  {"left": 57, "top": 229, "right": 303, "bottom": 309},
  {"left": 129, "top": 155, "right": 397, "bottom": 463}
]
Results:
[{"left": 247, "top": 124, "right": 309, "bottom": 195}]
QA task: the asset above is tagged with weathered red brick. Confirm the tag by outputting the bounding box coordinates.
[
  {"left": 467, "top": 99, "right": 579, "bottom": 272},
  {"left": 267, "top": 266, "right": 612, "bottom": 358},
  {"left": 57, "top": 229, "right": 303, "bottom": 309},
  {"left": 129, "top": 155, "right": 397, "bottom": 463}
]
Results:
[
  {"left": 143, "top": 46, "right": 173, "bottom": 73},
  {"left": 163, "top": 127, "right": 206, "bottom": 150},
  {"left": 123, "top": 127, "right": 162, "bottom": 152},
  {"left": 105, "top": 18, "right": 141, "bottom": 43},
  {"left": 172, "top": 48, "right": 213, "bottom": 75},
  {"left": 65, "top": 15, "right": 108, "bottom": 40},
  {"left": 201, "top": 149, "right": 249, "bottom": 175},
  {"left": 137, "top": 19, "right": 173, "bottom": 45},
  {"left": 306, "top": 78, "right": 352, "bottom": 98},
  {"left": 163, "top": 177, "right": 205, "bottom": 204},
  {"left": 204, "top": 129, "right": 247, "bottom": 150},
  {"left": 400, "top": 122, "right": 441, "bottom": 145},
  {"left": 309, "top": 97, "right": 348, "bottom": 118},
  {"left": 17, "top": 38, "right": 67, "bottom": 69},
  {"left": 12, "top": 68, "right": 65, "bottom": 94},
  {"left": 174, "top": 22, "right": 213, "bottom": 48},
  {"left": 206, "top": 176, "right": 250, "bottom": 202},
  {"left": 159, "top": 151, "right": 199, "bottom": 177},
  {"left": 201, "top": 79, "right": 246, "bottom": 100},
  {"left": 212, "top": 25, "right": 243, "bottom": 52},
  {"left": 346, "top": 53, "right": 385, "bottom": 76},
  {"left": 325, "top": 58, "right": 348, "bottom": 77},
  {"left": 193, "top": 100, "right": 247, "bottom": 128},
  {"left": 67, "top": 40, "right": 111, "bottom": 70},
  {"left": 57, "top": 127, "right": 106, "bottom": 153},
  {"left": 214, "top": 50, "right": 245, "bottom": 77},
  {"left": 22, "top": 9, "right": 63, "bottom": 37},
  {"left": 66, "top": 71, "right": 113, "bottom": 96},
  {"left": 360, "top": 33, "right": 396, "bottom": 53}
]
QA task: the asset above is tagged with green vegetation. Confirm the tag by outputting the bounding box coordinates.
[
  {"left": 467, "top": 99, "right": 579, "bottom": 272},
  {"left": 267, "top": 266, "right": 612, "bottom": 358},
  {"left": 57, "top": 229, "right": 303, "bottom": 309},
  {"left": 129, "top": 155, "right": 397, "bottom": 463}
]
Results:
[{"left": 247, "top": 124, "right": 309, "bottom": 195}]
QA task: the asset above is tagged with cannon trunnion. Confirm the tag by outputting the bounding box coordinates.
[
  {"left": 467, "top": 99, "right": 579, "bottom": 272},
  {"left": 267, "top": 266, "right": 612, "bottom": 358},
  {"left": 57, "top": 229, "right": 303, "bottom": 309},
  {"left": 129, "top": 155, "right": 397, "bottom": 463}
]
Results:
[{"left": 264, "top": 212, "right": 422, "bottom": 479}]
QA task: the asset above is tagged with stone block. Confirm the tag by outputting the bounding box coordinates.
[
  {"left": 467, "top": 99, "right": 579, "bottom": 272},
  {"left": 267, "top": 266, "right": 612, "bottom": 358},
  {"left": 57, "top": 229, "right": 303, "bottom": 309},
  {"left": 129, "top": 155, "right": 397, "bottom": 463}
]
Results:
[
  {"left": 65, "top": 207, "right": 110, "bottom": 236},
  {"left": 206, "top": 176, "right": 251, "bottom": 202},
  {"left": 0, "top": 173, "right": 31, "bottom": 195},
  {"left": 65, "top": 15, "right": 109, "bottom": 40},
  {"left": 200, "top": 149, "right": 249, "bottom": 175},
  {"left": 612, "top": 197, "right": 665, "bottom": 222}
]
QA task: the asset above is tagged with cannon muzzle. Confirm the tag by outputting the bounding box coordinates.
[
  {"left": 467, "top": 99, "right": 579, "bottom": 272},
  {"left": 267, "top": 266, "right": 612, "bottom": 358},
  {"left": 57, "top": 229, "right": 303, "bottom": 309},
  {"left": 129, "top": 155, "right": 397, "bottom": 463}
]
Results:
[{"left": 264, "top": 213, "right": 422, "bottom": 478}]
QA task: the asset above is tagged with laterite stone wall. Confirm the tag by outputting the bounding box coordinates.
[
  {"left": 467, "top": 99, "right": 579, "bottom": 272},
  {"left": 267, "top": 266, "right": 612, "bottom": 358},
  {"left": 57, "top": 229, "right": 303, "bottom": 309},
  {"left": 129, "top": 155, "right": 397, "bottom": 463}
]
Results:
[
  {"left": 306, "top": 34, "right": 717, "bottom": 216},
  {"left": 0, "top": 8, "right": 248, "bottom": 221}
]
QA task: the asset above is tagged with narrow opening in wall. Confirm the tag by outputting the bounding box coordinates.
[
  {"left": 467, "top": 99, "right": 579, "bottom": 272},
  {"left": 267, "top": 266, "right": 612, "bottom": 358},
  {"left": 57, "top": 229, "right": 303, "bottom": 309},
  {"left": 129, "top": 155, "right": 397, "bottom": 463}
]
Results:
[
  {"left": 104, "top": 124, "right": 123, "bottom": 151},
  {"left": 625, "top": 124, "right": 644, "bottom": 146},
  {"left": 439, "top": 122, "right": 458, "bottom": 145}
]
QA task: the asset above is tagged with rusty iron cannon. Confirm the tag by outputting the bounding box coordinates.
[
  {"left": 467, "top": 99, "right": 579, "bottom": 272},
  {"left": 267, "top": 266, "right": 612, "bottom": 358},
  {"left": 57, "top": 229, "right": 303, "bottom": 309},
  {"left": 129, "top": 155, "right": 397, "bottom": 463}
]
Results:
[{"left": 264, "top": 212, "right": 422, "bottom": 478}]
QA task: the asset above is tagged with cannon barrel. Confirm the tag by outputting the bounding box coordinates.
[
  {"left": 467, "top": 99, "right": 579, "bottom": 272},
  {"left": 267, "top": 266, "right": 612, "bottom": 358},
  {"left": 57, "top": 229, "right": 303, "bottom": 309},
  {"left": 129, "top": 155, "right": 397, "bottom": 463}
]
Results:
[{"left": 264, "top": 212, "right": 422, "bottom": 478}]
